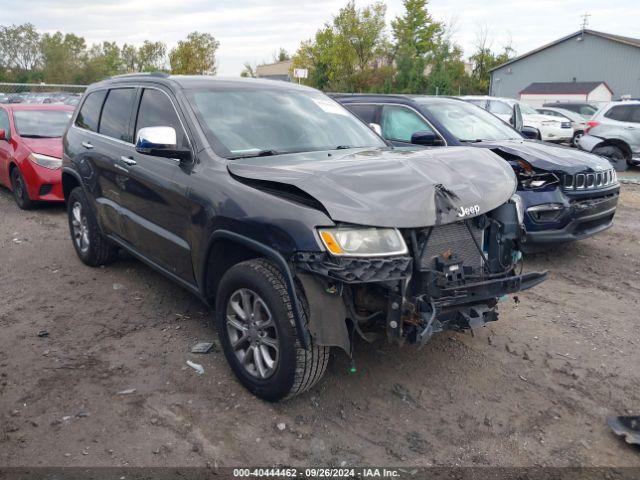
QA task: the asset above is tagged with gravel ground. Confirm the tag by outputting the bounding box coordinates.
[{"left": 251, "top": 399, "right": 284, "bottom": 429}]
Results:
[{"left": 1, "top": 176, "right": 639, "bottom": 467}]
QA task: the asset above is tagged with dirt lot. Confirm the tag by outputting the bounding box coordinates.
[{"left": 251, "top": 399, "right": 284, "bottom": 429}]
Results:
[{"left": 1, "top": 178, "right": 640, "bottom": 468}]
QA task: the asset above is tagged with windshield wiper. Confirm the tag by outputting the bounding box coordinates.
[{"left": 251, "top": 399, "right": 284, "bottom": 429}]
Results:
[
  {"left": 20, "top": 134, "right": 58, "bottom": 138},
  {"left": 333, "top": 145, "right": 353, "bottom": 150},
  {"left": 458, "top": 139, "right": 483, "bottom": 143},
  {"left": 228, "top": 149, "right": 281, "bottom": 160}
]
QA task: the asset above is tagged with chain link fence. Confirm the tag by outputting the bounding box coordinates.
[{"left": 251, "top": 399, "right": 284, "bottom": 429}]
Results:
[{"left": 0, "top": 82, "right": 87, "bottom": 106}]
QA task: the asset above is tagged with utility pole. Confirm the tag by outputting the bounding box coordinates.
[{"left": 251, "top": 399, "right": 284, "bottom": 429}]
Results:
[{"left": 580, "top": 12, "right": 591, "bottom": 32}]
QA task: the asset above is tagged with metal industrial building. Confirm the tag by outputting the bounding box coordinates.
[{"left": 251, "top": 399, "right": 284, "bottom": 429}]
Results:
[{"left": 489, "top": 29, "right": 640, "bottom": 101}]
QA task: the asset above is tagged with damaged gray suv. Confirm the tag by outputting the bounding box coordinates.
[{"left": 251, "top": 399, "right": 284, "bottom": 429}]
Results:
[{"left": 62, "top": 74, "right": 547, "bottom": 401}]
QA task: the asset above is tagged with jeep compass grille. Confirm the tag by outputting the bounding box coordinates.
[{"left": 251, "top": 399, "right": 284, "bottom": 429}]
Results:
[{"left": 563, "top": 168, "right": 617, "bottom": 191}]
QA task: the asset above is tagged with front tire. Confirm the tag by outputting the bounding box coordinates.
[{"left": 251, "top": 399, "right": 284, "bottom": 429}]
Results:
[
  {"left": 571, "top": 130, "right": 584, "bottom": 148},
  {"left": 592, "top": 145, "right": 629, "bottom": 172},
  {"left": 216, "top": 259, "right": 329, "bottom": 401},
  {"left": 10, "top": 167, "right": 34, "bottom": 210},
  {"left": 67, "top": 187, "right": 119, "bottom": 266}
]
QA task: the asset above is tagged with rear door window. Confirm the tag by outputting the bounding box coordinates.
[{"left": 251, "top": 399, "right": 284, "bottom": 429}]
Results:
[
  {"left": 380, "top": 105, "right": 434, "bottom": 143},
  {"left": 75, "top": 90, "right": 107, "bottom": 132},
  {"left": 99, "top": 88, "right": 135, "bottom": 142},
  {"left": 135, "top": 88, "right": 187, "bottom": 148}
]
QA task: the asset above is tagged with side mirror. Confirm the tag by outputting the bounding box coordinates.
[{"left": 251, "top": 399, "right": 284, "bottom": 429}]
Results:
[
  {"left": 135, "top": 126, "right": 190, "bottom": 162},
  {"left": 510, "top": 103, "right": 523, "bottom": 131},
  {"left": 411, "top": 130, "right": 444, "bottom": 147},
  {"left": 369, "top": 123, "right": 382, "bottom": 136},
  {"left": 0, "top": 129, "right": 6, "bottom": 141},
  {"left": 520, "top": 126, "right": 540, "bottom": 140}
]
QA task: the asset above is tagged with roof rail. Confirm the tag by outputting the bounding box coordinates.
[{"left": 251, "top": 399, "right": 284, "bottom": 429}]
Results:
[{"left": 109, "top": 72, "right": 170, "bottom": 80}]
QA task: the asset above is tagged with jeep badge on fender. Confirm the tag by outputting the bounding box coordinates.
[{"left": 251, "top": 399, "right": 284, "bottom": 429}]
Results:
[{"left": 457, "top": 204, "right": 480, "bottom": 218}]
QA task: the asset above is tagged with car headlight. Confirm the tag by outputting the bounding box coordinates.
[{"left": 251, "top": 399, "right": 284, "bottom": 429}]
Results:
[
  {"left": 28, "top": 153, "right": 62, "bottom": 170},
  {"left": 510, "top": 194, "right": 524, "bottom": 225},
  {"left": 318, "top": 227, "right": 408, "bottom": 257}
]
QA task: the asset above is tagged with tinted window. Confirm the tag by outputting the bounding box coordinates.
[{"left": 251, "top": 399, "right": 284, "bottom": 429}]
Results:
[
  {"left": 135, "top": 89, "right": 187, "bottom": 147},
  {"left": 0, "top": 109, "right": 10, "bottom": 136},
  {"left": 75, "top": 90, "right": 107, "bottom": 132},
  {"left": 604, "top": 105, "right": 631, "bottom": 122},
  {"left": 579, "top": 105, "right": 597, "bottom": 116},
  {"left": 99, "top": 88, "right": 135, "bottom": 141},
  {"left": 629, "top": 105, "right": 640, "bottom": 123},
  {"left": 345, "top": 104, "right": 378, "bottom": 124},
  {"left": 487, "top": 100, "right": 512, "bottom": 115},
  {"left": 380, "top": 105, "right": 433, "bottom": 142},
  {"left": 14, "top": 110, "right": 73, "bottom": 137}
]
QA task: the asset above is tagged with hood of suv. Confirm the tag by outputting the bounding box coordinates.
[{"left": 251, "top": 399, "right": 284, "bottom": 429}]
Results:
[
  {"left": 474, "top": 139, "right": 612, "bottom": 174},
  {"left": 227, "top": 147, "right": 516, "bottom": 228}
]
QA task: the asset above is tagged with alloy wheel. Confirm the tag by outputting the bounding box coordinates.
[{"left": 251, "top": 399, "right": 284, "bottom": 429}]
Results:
[
  {"left": 225, "top": 288, "right": 279, "bottom": 379},
  {"left": 71, "top": 202, "right": 90, "bottom": 254}
]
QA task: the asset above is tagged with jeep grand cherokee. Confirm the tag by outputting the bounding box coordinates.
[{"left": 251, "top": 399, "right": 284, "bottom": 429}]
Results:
[{"left": 62, "top": 74, "right": 546, "bottom": 401}]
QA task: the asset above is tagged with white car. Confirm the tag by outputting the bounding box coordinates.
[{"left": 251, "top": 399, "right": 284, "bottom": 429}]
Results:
[
  {"left": 461, "top": 96, "right": 573, "bottom": 143},
  {"left": 536, "top": 106, "right": 589, "bottom": 148},
  {"left": 578, "top": 100, "right": 640, "bottom": 171}
]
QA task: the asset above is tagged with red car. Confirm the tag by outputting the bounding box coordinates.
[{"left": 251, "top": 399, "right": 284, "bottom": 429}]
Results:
[{"left": 0, "top": 104, "right": 74, "bottom": 209}]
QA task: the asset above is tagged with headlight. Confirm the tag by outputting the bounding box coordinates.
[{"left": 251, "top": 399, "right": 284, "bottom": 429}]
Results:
[
  {"left": 510, "top": 194, "right": 524, "bottom": 225},
  {"left": 28, "top": 153, "right": 62, "bottom": 170},
  {"left": 318, "top": 227, "right": 408, "bottom": 257}
]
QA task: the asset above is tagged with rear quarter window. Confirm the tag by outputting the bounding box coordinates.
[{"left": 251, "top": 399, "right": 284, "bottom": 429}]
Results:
[
  {"left": 75, "top": 90, "right": 107, "bottom": 132},
  {"left": 345, "top": 104, "right": 378, "bottom": 124},
  {"left": 604, "top": 105, "right": 631, "bottom": 122}
]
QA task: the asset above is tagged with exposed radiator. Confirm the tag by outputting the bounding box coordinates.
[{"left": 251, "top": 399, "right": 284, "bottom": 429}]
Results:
[{"left": 419, "top": 221, "right": 484, "bottom": 271}]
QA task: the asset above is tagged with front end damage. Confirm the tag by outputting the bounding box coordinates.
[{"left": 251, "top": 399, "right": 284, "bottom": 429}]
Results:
[{"left": 294, "top": 202, "right": 547, "bottom": 354}]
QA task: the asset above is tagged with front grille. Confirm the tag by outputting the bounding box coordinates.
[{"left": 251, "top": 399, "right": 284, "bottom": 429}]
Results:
[
  {"left": 419, "top": 221, "right": 484, "bottom": 271},
  {"left": 563, "top": 168, "right": 617, "bottom": 191}
]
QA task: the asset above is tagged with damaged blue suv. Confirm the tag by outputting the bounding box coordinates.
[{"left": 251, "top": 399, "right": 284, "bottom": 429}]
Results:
[
  {"left": 335, "top": 94, "right": 620, "bottom": 250},
  {"left": 62, "top": 75, "right": 546, "bottom": 401}
]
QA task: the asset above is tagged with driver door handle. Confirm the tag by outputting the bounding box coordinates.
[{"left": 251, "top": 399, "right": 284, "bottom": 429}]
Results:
[
  {"left": 82, "top": 141, "right": 94, "bottom": 149},
  {"left": 120, "top": 156, "right": 137, "bottom": 166}
]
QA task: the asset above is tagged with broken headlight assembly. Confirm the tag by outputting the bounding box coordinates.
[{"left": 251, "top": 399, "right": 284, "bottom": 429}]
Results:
[
  {"left": 318, "top": 226, "right": 408, "bottom": 257},
  {"left": 514, "top": 160, "right": 559, "bottom": 190}
]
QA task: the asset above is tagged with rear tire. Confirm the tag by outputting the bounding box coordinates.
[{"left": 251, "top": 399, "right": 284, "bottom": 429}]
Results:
[
  {"left": 10, "top": 167, "right": 34, "bottom": 210},
  {"left": 216, "top": 258, "right": 329, "bottom": 401},
  {"left": 67, "top": 187, "right": 119, "bottom": 266},
  {"left": 571, "top": 130, "right": 583, "bottom": 148},
  {"left": 592, "top": 145, "right": 629, "bottom": 172}
]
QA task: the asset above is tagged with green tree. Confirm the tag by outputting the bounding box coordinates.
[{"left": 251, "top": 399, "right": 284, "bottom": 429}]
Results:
[
  {"left": 83, "top": 41, "right": 122, "bottom": 83},
  {"left": 169, "top": 32, "right": 220, "bottom": 75},
  {"left": 121, "top": 41, "right": 167, "bottom": 73},
  {"left": 468, "top": 27, "right": 515, "bottom": 93},
  {"left": 273, "top": 48, "right": 290, "bottom": 62},
  {"left": 0, "top": 24, "right": 41, "bottom": 75},
  {"left": 391, "top": 0, "right": 443, "bottom": 92},
  {"left": 40, "top": 32, "right": 87, "bottom": 83},
  {"left": 292, "top": 1, "right": 390, "bottom": 92},
  {"left": 240, "top": 62, "right": 256, "bottom": 78}
]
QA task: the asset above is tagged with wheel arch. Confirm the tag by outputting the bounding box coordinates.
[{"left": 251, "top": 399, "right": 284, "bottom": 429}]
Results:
[
  {"left": 61, "top": 168, "right": 82, "bottom": 203},
  {"left": 202, "top": 230, "right": 311, "bottom": 349},
  {"left": 594, "top": 138, "right": 632, "bottom": 159}
]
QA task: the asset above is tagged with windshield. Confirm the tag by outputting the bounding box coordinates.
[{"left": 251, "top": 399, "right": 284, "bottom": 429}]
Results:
[
  {"left": 186, "top": 87, "right": 386, "bottom": 158},
  {"left": 14, "top": 110, "right": 72, "bottom": 138},
  {"left": 419, "top": 99, "right": 521, "bottom": 142},
  {"left": 518, "top": 103, "right": 538, "bottom": 115}
]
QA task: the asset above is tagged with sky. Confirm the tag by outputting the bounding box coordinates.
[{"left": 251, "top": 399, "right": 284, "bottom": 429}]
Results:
[{"left": 4, "top": 0, "right": 639, "bottom": 76}]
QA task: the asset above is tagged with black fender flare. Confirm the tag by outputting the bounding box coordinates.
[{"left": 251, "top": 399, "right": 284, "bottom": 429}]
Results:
[
  {"left": 202, "top": 230, "right": 311, "bottom": 349},
  {"left": 61, "top": 166, "right": 84, "bottom": 200}
]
